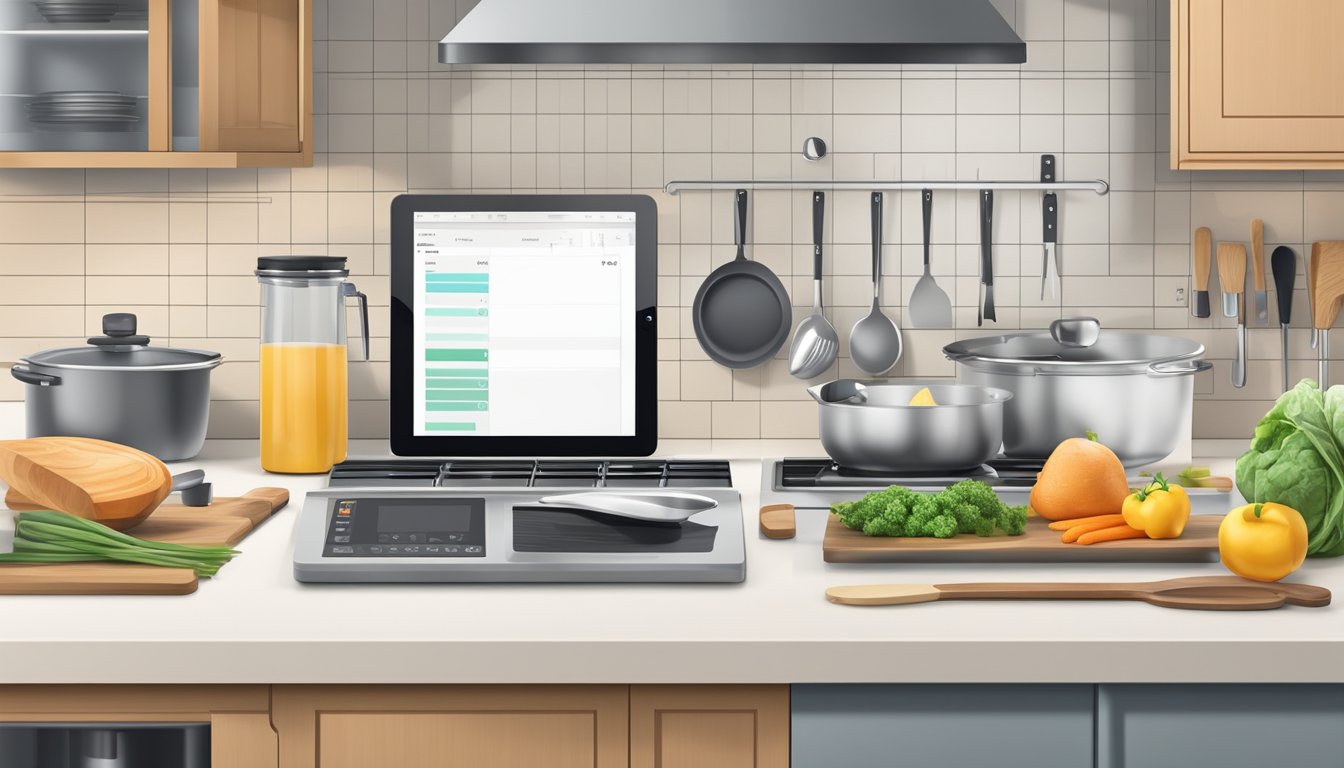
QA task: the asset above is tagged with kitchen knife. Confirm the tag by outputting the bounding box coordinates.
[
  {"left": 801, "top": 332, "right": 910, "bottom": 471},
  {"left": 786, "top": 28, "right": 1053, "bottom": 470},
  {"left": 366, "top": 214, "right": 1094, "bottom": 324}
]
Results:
[
  {"left": 979, "top": 189, "right": 995, "bottom": 325},
  {"left": 1252, "top": 218, "right": 1268, "bottom": 324},
  {"left": 1192, "top": 226, "right": 1212, "bottom": 318},
  {"left": 1272, "top": 246, "right": 1296, "bottom": 392},
  {"left": 1310, "top": 242, "right": 1321, "bottom": 350},
  {"left": 1218, "top": 243, "right": 1248, "bottom": 388},
  {"left": 1041, "top": 192, "right": 1059, "bottom": 300}
]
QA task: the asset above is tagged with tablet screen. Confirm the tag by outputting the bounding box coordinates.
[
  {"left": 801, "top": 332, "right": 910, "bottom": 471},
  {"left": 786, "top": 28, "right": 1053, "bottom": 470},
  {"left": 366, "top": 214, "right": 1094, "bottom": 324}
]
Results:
[{"left": 410, "top": 210, "right": 639, "bottom": 437}]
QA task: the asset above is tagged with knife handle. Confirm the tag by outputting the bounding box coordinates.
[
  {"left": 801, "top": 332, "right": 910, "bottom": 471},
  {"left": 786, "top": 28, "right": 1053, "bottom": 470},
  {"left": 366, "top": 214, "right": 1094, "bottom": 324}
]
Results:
[
  {"left": 812, "top": 191, "right": 824, "bottom": 280},
  {"left": 980, "top": 190, "right": 994, "bottom": 286},
  {"left": 1272, "top": 246, "right": 1296, "bottom": 326},
  {"left": 1043, "top": 193, "right": 1057, "bottom": 243}
]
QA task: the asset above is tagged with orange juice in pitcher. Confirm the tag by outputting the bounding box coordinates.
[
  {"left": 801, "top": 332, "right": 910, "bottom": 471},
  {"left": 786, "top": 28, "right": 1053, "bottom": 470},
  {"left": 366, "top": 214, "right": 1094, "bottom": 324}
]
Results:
[{"left": 256, "top": 257, "right": 368, "bottom": 474}]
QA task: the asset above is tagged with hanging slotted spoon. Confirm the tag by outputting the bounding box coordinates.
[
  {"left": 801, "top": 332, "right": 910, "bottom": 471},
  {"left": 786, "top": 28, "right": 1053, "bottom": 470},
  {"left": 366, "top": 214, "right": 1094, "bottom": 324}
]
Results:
[
  {"left": 849, "top": 192, "right": 903, "bottom": 376},
  {"left": 789, "top": 191, "right": 838, "bottom": 379},
  {"left": 907, "top": 189, "right": 952, "bottom": 328}
]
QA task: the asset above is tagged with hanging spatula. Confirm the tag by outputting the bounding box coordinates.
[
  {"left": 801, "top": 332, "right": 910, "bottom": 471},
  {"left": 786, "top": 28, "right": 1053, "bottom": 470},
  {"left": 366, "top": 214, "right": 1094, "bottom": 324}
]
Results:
[{"left": 826, "top": 576, "right": 1331, "bottom": 611}]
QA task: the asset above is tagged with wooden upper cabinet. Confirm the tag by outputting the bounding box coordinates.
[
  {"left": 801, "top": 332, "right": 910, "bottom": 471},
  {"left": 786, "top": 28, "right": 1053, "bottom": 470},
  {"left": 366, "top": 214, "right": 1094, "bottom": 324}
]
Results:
[
  {"left": 1173, "top": 0, "right": 1344, "bottom": 168},
  {"left": 0, "top": 0, "right": 310, "bottom": 168}
]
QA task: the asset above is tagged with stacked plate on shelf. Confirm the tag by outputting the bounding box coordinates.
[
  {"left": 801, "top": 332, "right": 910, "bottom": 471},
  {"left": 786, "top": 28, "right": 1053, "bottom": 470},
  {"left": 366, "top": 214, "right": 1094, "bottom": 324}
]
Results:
[
  {"left": 26, "top": 91, "right": 140, "bottom": 126},
  {"left": 32, "top": 1, "right": 121, "bottom": 23}
]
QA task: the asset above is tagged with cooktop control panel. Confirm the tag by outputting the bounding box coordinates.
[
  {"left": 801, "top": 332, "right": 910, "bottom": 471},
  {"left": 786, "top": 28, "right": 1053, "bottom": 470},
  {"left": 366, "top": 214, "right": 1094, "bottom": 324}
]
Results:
[{"left": 324, "top": 497, "right": 486, "bottom": 557}]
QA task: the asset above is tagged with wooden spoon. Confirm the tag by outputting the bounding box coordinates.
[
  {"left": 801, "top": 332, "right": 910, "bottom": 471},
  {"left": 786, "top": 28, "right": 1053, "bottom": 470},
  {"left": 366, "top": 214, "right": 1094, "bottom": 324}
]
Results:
[
  {"left": 826, "top": 576, "right": 1331, "bottom": 611},
  {"left": 0, "top": 437, "right": 173, "bottom": 530}
]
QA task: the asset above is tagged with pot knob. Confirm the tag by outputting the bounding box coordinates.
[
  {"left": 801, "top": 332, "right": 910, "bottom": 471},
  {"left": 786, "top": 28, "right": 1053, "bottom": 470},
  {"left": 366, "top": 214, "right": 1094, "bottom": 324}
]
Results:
[
  {"left": 1050, "top": 317, "right": 1100, "bottom": 348},
  {"left": 88, "top": 312, "right": 151, "bottom": 347}
]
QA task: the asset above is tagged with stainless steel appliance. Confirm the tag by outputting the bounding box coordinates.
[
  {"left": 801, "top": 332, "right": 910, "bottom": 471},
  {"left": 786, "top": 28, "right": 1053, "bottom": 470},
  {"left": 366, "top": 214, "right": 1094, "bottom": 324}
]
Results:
[{"left": 293, "top": 459, "right": 745, "bottom": 583}]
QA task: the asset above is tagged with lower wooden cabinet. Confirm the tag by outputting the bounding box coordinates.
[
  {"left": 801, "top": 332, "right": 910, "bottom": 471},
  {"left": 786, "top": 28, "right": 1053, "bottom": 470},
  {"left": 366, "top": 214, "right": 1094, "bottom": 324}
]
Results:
[
  {"left": 631, "top": 685, "right": 790, "bottom": 768},
  {"left": 0, "top": 685, "right": 276, "bottom": 768}
]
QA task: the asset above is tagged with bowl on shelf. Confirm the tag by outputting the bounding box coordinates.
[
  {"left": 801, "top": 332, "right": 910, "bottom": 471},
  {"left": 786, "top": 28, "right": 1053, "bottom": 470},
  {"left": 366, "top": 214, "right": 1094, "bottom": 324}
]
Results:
[{"left": 32, "top": 1, "right": 121, "bottom": 23}]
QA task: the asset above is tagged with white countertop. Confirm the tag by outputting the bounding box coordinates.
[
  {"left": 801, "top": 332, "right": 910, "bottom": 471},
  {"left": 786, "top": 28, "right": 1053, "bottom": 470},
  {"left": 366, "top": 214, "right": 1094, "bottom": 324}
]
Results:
[{"left": 0, "top": 403, "right": 1340, "bottom": 686}]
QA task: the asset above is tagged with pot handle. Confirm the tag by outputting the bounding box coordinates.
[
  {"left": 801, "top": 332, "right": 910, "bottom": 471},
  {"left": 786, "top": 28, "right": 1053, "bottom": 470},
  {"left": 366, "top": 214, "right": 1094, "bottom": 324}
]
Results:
[
  {"left": 1147, "top": 358, "right": 1212, "bottom": 378},
  {"left": 10, "top": 365, "right": 60, "bottom": 387}
]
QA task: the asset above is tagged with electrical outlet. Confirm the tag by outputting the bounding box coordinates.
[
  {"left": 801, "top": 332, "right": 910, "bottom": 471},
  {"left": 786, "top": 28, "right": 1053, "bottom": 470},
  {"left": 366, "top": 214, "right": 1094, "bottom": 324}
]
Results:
[{"left": 1175, "top": 287, "right": 1187, "bottom": 307}]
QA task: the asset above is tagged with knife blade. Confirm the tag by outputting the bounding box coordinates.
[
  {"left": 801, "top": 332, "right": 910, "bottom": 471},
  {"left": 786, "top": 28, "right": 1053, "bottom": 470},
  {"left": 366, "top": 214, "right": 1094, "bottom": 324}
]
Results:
[
  {"left": 1192, "top": 226, "right": 1212, "bottom": 318},
  {"left": 1252, "top": 218, "right": 1268, "bottom": 324},
  {"left": 1042, "top": 192, "right": 1058, "bottom": 300},
  {"left": 980, "top": 189, "right": 995, "bottom": 325}
]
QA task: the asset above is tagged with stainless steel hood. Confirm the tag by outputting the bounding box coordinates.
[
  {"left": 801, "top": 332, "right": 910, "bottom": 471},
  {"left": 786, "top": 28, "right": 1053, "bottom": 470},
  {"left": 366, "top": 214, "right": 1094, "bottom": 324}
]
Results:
[{"left": 439, "top": 0, "right": 1026, "bottom": 65}]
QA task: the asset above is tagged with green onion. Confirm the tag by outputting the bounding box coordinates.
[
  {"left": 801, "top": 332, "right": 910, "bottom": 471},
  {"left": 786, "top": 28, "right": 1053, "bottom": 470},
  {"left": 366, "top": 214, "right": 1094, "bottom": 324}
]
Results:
[{"left": 0, "top": 511, "right": 239, "bottom": 578}]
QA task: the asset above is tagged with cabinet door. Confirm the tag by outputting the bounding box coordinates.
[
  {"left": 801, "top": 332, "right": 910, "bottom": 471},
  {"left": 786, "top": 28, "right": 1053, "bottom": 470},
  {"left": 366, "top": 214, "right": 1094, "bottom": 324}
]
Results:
[
  {"left": 630, "top": 685, "right": 789, "bottom": 768},
  {"left": 1098, "top": 684, "right": 1344, "bottom": 768},
  {"left": 273, "top": 685, "right": 628, "bottom": 768},
  {"left": 199, "top": 0, "right": 305, "bottom": 153},
  {"left": 1174, "top": 0, "right": 1344, "bottom": 167},
  {"left": 791, "top": 684, "right": 1094, "bottom": 768}
]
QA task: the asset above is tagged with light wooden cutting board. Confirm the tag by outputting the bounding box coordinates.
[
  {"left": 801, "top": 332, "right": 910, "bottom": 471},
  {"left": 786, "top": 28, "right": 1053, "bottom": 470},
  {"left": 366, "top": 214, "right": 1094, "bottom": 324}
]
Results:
[
  {"left": 0, "top": 488, "right": 289, "bottom": 595},
  {"left": 823, "top": 515, "right": 1221, "bottom": 563}
]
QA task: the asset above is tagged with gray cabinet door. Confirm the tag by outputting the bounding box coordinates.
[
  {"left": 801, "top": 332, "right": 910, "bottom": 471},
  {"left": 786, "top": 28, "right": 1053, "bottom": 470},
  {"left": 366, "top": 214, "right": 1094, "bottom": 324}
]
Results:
[
  {"left": 792, "top": 684, "right": 1094, "bottom": 768},
  {"left": 1099, "top": 684, "right": 1344, "bottom": 768}
]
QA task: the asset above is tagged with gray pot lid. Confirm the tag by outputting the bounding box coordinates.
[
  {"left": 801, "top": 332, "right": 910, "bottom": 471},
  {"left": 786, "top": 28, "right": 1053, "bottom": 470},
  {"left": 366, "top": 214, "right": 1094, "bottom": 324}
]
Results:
[
  {"left": 22, "top": 313, "right": 221, "bottom": 371},
  {"left": 944, "top": 327, "right": 1204, "bottom": 371}
]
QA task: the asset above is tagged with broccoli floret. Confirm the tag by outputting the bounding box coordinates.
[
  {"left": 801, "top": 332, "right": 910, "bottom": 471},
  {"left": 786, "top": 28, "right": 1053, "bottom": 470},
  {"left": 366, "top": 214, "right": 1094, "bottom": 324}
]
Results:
[{"left": 830, "top": 479, "right": 1028, "bottom": 538}]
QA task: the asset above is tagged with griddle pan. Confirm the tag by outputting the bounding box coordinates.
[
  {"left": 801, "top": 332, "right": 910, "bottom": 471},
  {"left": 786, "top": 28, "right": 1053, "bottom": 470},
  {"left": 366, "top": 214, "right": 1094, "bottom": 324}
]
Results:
[{"left": 692, "top": 189, "right": 792, "bottom": 369}]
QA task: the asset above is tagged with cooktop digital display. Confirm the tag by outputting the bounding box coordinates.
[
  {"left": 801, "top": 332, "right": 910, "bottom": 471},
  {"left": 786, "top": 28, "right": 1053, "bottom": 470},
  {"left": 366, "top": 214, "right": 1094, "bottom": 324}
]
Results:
[{"left": 324, "top": 498, "right": 486, "bottom": 557}]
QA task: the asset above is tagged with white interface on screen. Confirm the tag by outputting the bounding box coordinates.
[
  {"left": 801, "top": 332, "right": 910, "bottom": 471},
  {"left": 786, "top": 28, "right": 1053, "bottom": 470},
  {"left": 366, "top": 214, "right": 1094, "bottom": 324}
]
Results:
[{"left": 411, "top": 210, "right": 637, "bottom": 437}]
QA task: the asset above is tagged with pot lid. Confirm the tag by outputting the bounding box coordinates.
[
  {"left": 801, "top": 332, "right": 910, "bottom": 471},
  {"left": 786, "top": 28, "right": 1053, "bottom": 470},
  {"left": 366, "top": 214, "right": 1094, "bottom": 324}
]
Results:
[
  {"left": 943, "top": 319, "right": 1204, "bottom": 370},
  {"left": 22, "top": 313, "right": 221, "bottom": 371}
]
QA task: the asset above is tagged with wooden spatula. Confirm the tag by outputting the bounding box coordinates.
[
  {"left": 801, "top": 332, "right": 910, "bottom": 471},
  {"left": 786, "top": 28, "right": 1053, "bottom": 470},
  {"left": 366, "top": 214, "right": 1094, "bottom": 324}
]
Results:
[
  {"left": 825, "top": 576, "right": 1331, "bottom": 611},
  {"left": 0, "top": 437, "right": 172, "bottom": 530}
]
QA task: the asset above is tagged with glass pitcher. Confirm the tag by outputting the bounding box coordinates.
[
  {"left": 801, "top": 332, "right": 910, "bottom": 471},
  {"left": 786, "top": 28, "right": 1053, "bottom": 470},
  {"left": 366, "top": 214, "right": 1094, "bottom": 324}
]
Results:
[{"left": 256, "top": 256, "right": 369, "bottom": 474}]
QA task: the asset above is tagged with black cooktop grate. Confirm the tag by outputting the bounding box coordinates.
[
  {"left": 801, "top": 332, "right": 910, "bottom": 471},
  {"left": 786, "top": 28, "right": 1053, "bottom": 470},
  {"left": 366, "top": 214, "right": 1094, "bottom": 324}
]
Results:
[
  {"left": 776, "top": 458, "right": 998, "bottom": 489},
  {"left": 329, "top": 459, "right": 732, "bottom": 488}
]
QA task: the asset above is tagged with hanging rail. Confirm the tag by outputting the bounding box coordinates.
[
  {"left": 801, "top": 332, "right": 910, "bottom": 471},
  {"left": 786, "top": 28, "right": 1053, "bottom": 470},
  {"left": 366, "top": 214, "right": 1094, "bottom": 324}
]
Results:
[{"left": 664, "top": 179, "right": 1109, "bottom": 195}]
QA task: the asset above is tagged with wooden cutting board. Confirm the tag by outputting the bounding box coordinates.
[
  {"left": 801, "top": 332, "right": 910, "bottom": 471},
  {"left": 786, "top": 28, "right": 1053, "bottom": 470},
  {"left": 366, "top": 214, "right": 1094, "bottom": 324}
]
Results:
[
  {"left": 823, "top": 515, "right": 1221, "bottom": 563},
  {"left": 0, "top": 488, "right": 289, "bottom": 595}
]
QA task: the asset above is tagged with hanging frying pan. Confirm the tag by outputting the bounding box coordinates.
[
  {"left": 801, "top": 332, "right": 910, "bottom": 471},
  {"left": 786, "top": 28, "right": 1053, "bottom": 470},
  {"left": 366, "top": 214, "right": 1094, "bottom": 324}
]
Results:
[{"left": 692, "top": 189, "right": 792, "bottom": 369}]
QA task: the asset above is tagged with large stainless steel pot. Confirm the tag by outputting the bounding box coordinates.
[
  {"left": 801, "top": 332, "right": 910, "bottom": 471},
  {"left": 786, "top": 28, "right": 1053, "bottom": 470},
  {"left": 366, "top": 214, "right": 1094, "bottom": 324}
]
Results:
[
  {"left": 808, "top": 380, "right": 1012, "bottom": 472},
  {"left": 943, "top": 318, "right": 1211, "bottom": 467},
  {"left": 10, "top": 313, "right": 221, "bottom": 461}
]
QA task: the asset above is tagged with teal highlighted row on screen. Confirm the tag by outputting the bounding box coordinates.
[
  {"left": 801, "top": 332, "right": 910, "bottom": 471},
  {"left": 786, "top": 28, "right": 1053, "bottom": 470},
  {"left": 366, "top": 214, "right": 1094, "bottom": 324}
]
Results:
[
  {"left": 425, "top": 390, "right": 488, "bottom": 401},
  {"left": 426, "top": 349, "right": 488, "bottom": 362},
  {"left": 427, "top": 284, "right": 489, "bottom": 293},
  {"left": 427, "top": 308, "right": 488, "bottom": 317},
  {"left": 427, "top": 379, "right": 488, "bottom": 389},
  {"left": 426, "top": 422, "right": 477, "bottom": 432},
  {"left": 427, "top": 368, "right": 487, "bottom": 377},
  {"left": 428, "top": 402, "right": 489, "bottom": 411},
  {"left": 426, "top": 273, "right": 489, "bottom": 282}
]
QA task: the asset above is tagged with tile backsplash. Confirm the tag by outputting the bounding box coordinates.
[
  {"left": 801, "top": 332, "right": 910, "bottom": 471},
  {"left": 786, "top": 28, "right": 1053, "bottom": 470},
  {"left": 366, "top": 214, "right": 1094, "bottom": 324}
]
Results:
[{"left": 0, "top": 0, "right": 1338, "bottom": 442}]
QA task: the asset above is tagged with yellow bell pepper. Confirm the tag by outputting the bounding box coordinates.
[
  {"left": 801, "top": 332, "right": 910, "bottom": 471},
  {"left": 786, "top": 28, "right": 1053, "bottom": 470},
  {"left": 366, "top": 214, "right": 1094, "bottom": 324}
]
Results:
[
  {"left": 1121, "top": 473, "right": 1190, "bottom": 539},
  {"left": 1218, "top": 502, "right": 1309, "bottom": 582}
]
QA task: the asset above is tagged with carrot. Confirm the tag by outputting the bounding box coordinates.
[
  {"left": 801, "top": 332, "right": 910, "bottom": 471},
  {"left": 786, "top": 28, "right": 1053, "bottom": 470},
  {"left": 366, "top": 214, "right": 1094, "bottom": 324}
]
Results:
[
  {"left": 1047, "top": 514, "right": 1125, "bottom": 532},
  {"left": 1076, "top": 525, "right": 1148, "bottom": 545},
  {"left": 1061, "top": 516, "right": 1133, "bottom": 543}
]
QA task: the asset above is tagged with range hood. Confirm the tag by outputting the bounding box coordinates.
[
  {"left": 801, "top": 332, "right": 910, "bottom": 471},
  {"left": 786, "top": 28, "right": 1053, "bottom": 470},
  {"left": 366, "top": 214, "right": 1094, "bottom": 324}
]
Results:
[{"left": 439, "top": 0, "right": 1026, "bottom": 65}]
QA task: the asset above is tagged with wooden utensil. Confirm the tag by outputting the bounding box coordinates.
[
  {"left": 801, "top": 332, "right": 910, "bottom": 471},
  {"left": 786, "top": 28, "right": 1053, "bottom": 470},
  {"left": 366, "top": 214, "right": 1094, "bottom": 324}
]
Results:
[
  {"left": 1192, "top": 226, "right": 1212, "bottom": 318},
  {"left": 825, "top": 576, "right": 1331, "bottom": 611},
  {"left": 0, "top": 487, "right": 289, "bottom": 595},
  {"left": 1312, "top": 241, "right": 1344, "bottom": 387},
  {"left": 1251, "top": 218, "right": 1268, "bottom": 324},
  {"left": 823, "top": 515, "right": 1221, "bottom": 563},
  {"left": 759, "top": 503, "right": 797, "bottom": 539},
  {"left": 0, "top": 437, "right": 171, "bottom": 530},
  {"left": 1218, "top": 243, "right": 1248, "bottom": 388}
]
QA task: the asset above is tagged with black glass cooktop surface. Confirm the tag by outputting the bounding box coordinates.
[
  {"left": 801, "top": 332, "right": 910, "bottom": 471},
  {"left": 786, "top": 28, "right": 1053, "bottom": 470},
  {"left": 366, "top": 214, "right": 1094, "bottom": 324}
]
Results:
[
  {"left": 329, "top": 459, "right": 732, "bottom": 489},
  {"left": 774, "top": 458, "right": 1041, "bottom": 489}
]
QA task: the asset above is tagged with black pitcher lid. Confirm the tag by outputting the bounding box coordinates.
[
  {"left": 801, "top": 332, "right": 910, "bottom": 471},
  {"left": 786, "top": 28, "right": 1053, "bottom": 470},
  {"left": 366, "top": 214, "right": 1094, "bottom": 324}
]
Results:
[{"left": 257, "top": 255, "right": 349, "bottom": 273}]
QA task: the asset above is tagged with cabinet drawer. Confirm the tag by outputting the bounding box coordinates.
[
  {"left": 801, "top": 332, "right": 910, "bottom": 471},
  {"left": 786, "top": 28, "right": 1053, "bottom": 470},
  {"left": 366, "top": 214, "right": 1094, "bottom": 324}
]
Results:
[
  {"left": 791, "top": 684, "right": 1093, "bottom": 768},
  {"left": 1099, "top": 685, "right": 1344, "bottom": 768}
]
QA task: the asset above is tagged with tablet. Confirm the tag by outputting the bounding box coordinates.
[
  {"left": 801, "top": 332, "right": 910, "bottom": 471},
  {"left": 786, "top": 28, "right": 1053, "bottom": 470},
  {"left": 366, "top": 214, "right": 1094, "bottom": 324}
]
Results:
[{"left": 390, "top": 194, "right": 658, "bottom": 457}]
